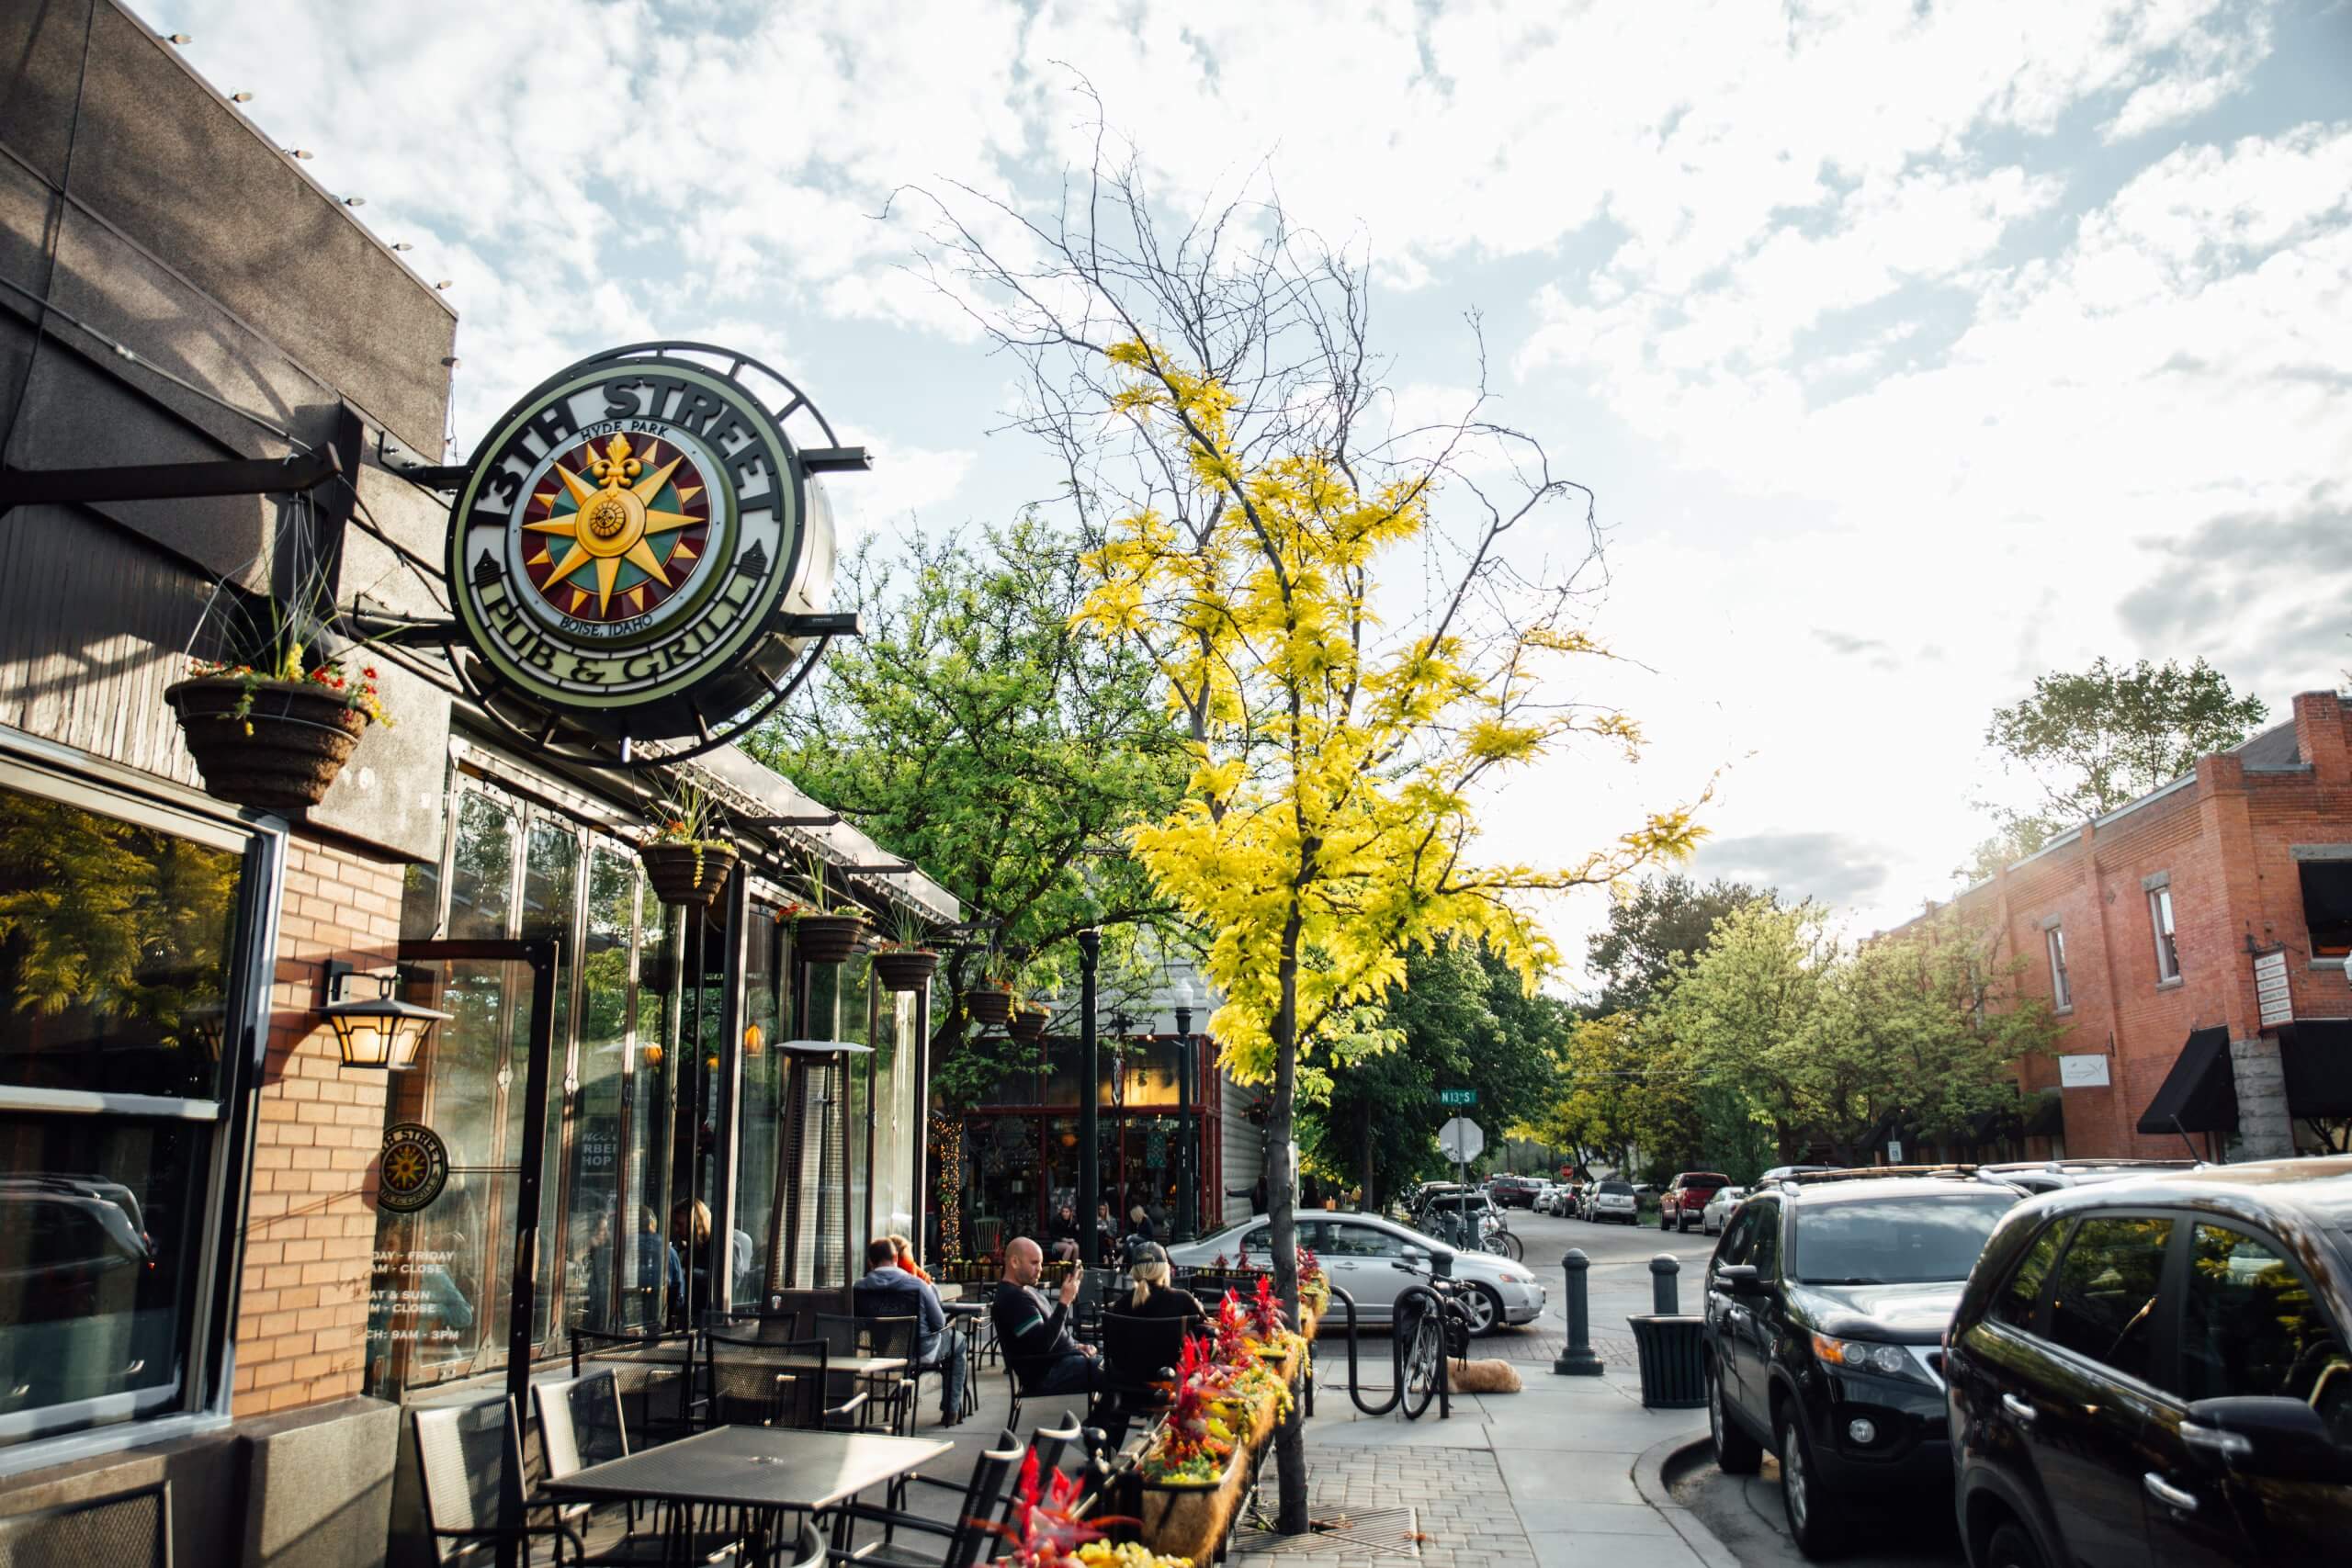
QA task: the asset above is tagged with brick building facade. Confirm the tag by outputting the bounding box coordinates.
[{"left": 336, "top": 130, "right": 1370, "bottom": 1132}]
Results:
[{"left": 1919, "top": 691, "right": 2352, "bottom": 1162}]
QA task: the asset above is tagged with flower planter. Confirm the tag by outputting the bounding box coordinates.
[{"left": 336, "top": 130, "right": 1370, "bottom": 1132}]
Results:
[
  {"left": 1005, "top": 1005, "right": 1046, "bottom": 1042},
  {"left": 639, "top": 841, "right": 739, "bottom": 908},
  {"left": 964, "top": 985, "right": 1013, "bottom": 1027},
  {"left": 872, "top": 948, "right": 939, "bottom": 992},
  {"left": 793, "top": 913, "right": 868, "bottom": 964},
  {"left": 166, "top": 676, "right": 368, "bottom": 811},
  {"left": 1136, "top": 1438, "right": 1251, "bottom": 1564}
]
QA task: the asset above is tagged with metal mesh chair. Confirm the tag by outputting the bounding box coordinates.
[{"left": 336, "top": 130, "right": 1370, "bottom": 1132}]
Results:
[
  {"left": 0, "top": 1481, "right": 171, "bottom": 1568},
  {"left": 700, "top": 1329, "right": 866, "bottom": 1431},
  {"left": 569, "top": 1325, "right": 696, "bottom": 1446},
  {"left": 829, "top": 1428, "right": 1020, "bottom": 1568},
  {"left": 413, "top": 1398, "right": 584, "bottom": 1565},
  {"left": 532, "top": 1372, "right": 741, "bottom": 1565},
  {"left": 854, "top": 1314, "right": 922, "bottom": 1435},
  {"left": 1098, "top": 1310, "right": 1199, "bottom": 1417}
]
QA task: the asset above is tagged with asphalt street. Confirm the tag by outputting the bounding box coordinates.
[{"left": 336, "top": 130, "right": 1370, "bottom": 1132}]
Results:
[{"left": 1500, "top": 1199, "right": 1718, "bottom": 1324}]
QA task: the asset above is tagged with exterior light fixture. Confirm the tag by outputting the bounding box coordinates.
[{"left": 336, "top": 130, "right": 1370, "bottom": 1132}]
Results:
[
  {"left": 743, "top": 1023, "right": 764, "bottom": 1058},
  {"left": 231, "top": 91, "right": 253, "bottom": 102},
  {"left": 167, "top": 33, "right": 193, "bottom": 44},
  {"left": 320, "top": 961, "right": 448, "bottom": 1071},
  {"left": 434, "top": 279, "right": 454, "bottom": 290},
  {"left": 282, "top": 148, "right": 312, "bottom": 159},
  {"left": 392, "top": 242, "right": 413, "bottom": 251},
  {"left": 342, "top": 196, "right": 366, "bottom": 208}
]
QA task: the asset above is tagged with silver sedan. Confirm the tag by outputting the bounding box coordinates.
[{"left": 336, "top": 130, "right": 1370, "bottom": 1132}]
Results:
[{"left": 1165, "top": 1210, "right": 1546, "bottom": 1336}]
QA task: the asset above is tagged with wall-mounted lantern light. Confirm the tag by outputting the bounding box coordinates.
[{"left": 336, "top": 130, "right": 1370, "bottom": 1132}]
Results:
[{"left": 321, "top": 960, "right": 449, "bottom": 1070}]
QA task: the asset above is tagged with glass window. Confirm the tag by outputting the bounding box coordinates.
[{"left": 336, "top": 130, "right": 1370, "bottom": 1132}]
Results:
[
  {"left": 2046, "top": 1216, "right": 2173, "bottom": 1387},
  {"left": 562, "top": 847, "right": 637, "bottom": 1335},
  {"left": 1713, "top": 1207, "right": 1758, "bottom": 1270},
  {"left": 735, "top": 910, "right": 786, "bottom": 1304},
  {"left": 446, "top": 791, "right": 515, "bottom": 941},
  {"left": 0, "top": 773, "right": 254, "bottom": 1453},
  {"left": 2300, "top": 862, "right": 2352, "bottom": 960},
  {"left": 1324, "top": 1221, "right": 1406, "bottom": 1258},
  {"left": 1790, "top": 1194, "right": 2015, "bottom": 1285},
  {"left": 2149, "top": 887, "right": 2179, "bottom": 981},
  {"left": 1747, "top": 1201, "right": 1781, "bottom": 1280},
  {"left": 2046, "top": 926, "right": 2073, "bottom": 1010},
  {"left": 2180, "top": 1224, "right": 2350, "bottom": 1440},
  {"left": 1990, "top": 1221, "right": 2064, "bottom": 1334}
]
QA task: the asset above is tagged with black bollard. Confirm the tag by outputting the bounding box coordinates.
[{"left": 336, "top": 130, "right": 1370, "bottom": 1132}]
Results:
[
  {"left": 1651, "top": 1253, "right": 1680, "bottom": 1314},
  {"left": 1552, "top": 1249, "right": 1603, "bottom": 1376}
]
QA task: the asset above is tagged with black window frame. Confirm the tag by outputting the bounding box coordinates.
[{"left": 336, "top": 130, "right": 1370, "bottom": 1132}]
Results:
[
  {"left": 0, "top": 744, "right": 277, "bottom": 1478},
  {"left": 2015, "top": 1210, "right": 2184, "bottom": 1396}
]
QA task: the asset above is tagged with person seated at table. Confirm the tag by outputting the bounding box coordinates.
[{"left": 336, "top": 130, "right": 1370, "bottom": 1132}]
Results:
[
  {"left": 854, "top": 1237, "right": 967, "bottom": 1427},
  {"left": 990, "top": 1236, "right": 1102, "bottom": 1400},
  {"left": 1113, "top": 1242, "right": 1202, "bottom": 1321},
  {"left": 888, "top": 1233, "right": 933, "bottom": 1284}
]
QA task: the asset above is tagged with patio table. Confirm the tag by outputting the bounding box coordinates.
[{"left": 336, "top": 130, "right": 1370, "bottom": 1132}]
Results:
[{"left": 542, "top": 1425, "right": 949, "bottom": 1565}]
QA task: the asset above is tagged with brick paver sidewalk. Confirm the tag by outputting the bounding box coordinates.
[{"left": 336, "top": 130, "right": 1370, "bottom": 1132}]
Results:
[{"left": 1231, "top": 1442, "right": 1532, "bottom": 1568}]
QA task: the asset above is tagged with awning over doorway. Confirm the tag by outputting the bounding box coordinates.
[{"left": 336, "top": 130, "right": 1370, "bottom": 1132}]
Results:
[
  {"left": 2135, "top": 1026, "right": 2238, "bottom": 1135},
  {"left": 2278, "top": 1020, "right": 2352, "bottom": 1120}
]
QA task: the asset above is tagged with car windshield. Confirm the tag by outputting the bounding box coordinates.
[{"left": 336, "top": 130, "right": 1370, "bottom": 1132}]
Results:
[
  {"left": 1791, "top": 1193, "right": 2018, "bottom": 1285},
  {"left": 1599, "top": 1180, "right": 1632, "bottom": 1195}
]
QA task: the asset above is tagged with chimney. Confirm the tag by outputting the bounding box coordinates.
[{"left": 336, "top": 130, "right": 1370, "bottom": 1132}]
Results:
[{"left": 2291, "top": 692, "right": 2351, "bottom": 783}]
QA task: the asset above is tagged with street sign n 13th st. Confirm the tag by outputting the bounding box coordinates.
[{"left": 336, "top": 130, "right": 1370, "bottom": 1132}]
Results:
[{"left": 1438, "top": 1087, "right": 1477, "bottom": 1107}]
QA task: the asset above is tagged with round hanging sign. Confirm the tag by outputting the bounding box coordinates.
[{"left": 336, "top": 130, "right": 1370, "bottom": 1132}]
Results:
[
  {"left": 377, "top": 1122, "right": 450, "bottom": 1213},
  {"left": 447, "top": 344, "right": 838, "bottom": 749}
]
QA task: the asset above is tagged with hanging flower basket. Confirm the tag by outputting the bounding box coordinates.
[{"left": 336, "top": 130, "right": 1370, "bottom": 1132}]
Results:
[
  {"left": 964, "top": 983, "right": 1013, "bottom": 1027},
  {"left": 639, "top": 841, "right": 738, "bottom": 908},
  {"left": 1006, "top": 1003, "right": 1047, "bottom": 1043},
  {"left": 872, "top": 948, "right": 940, "bottom": 991},
  {"left": 166, "top": 674, "right": 370, "bottom": 811},
  {"left": 794, "top": 911, "right": 869, "bottom": 964}
]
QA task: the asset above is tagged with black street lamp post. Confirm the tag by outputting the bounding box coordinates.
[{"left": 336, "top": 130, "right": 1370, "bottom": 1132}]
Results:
[{"left": 1077, "top": 928, "right": 1101, "bottom": 1266}]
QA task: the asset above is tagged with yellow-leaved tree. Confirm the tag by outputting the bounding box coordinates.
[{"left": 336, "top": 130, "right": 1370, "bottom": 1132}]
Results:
[{"left": 912, "top": 130, "right": 1703, "bottom": 1529}]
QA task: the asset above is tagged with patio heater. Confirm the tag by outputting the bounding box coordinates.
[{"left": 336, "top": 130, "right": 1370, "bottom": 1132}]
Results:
[
  {"left": 1076, "top": 929, "right": 1101, "bottom": 1266},
  {"left": 1172, "top": 976, "right": 1200, "bottom": 1242}
]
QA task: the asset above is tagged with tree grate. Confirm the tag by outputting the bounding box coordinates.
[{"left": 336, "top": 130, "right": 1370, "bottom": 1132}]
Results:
[{"left": 1232, "top": 1506, "right": 1422, "bottom": 1558}]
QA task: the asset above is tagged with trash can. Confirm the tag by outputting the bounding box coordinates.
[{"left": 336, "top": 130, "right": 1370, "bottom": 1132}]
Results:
[{"left": 1627, "top": 1314, "right": 1706, "bottom": 1409}]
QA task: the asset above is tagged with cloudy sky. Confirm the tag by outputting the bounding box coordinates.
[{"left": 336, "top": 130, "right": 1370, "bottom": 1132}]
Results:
[{"left": 165, "top": 0, "right": 2352, "bottom": 979}]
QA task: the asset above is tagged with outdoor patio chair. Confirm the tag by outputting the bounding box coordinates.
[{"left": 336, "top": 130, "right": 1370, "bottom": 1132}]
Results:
[
  {"left": 827, "top": 1427, "right": 1020, "bottom": 1568},
  {"left": 1097, "top": 1309, "right": 1199, "bottom": 1418},
  {"left": 0, "top": 1479, "right": 171, "bottom": 1568},
  {"left": 700, "top": 1329, "right": 867, "bottom": 1431},
  {"left": 413, "top": 1397, "right": 586, "bottom": 1566},
  {"left": 569, "top": 1325, "right": 697, "bottom": 1446},
  {"left": 992, "top": 1413, "right": 1082, "bottom": 1539},
  {"left": 532, "top": 1372, "right": 744, "bottom": 1566},
  {"left": 848, "top": 1314, "right": 923, "bottom": 1435}
]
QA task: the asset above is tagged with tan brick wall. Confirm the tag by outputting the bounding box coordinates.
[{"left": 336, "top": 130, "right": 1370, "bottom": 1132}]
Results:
[{"left": 232, "top": 838, "right": 404, "bottom": 1416}]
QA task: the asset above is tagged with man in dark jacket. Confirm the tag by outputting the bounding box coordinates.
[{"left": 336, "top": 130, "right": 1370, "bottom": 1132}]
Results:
[
  {"left": 989, "top": 1236, "right": 1101, "bottom": 1400},
  {"left": 854, "top": 1237, "right": 967, "bottom": 1426}
]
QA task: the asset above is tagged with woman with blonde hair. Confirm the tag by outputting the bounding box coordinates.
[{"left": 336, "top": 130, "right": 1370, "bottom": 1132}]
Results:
[
  {"left": 1118, "top": 1242, "right": 1204, "bottom": 1319},
  {"left": 888, "top": 1234, "right": 933, "bottom": 1283}
]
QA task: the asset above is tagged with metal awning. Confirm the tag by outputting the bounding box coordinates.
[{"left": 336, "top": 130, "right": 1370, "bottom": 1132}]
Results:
[
  {"left": 2279, "top": 1020, "right": 2352, "bottom": 1120},
  {"left": 2135, "top": 1026, "right": 2238, "bottom": 1135}
]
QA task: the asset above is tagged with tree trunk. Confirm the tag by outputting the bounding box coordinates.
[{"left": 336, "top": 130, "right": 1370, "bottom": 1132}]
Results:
[{"left": 1269, "top": 908, "right": 1307, "bottom": 1534}]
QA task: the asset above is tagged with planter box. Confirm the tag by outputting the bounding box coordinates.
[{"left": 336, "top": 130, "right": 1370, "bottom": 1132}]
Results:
[
  {"left": 963, "top": 986, "right": 1012, "bottom": 1027},
  {"left": 1136, "top": 1439, "right": 1250, "bottom": 1564},
  {"left": 166, "top": 676, "right": 367, "bottom": 811},
  {"left": 872, "top": 949, "right": 938, "bottom": 991}
]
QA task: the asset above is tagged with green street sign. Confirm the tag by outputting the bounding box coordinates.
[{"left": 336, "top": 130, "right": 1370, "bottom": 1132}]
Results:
[{"left": 1438, "top": 1088, "right": 1477, "bottom": 1107}]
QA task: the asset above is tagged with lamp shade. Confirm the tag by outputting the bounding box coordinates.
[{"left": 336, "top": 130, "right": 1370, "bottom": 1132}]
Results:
[{"left": 322, "top": 964, "right": 450, "bottom": 1070}]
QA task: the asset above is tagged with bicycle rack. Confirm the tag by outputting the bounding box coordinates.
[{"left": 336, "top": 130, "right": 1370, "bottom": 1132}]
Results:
[{"left": 1329, "top": 1282, "right": 1453, "bottom": 1422}]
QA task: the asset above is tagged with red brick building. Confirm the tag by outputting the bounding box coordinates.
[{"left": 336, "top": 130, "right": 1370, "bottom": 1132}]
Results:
[{"left": 1914, "top": 691, "right": 2352, "bottom": 1162}]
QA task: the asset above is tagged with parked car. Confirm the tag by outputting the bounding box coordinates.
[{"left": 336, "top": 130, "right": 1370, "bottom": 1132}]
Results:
[
  {"left": 1165, "top": 1210, "right": 1546, "bottom": 1335},
  {"left": 1758, "top": 1165, "right": 1838, "bottom": 1184},
  {"left": 1945, "top": 1156, "right": 2352, "bottom": 1568},
  {"left": 1539, "top": 1182, "right": 1572, "bottom": 1214},
  {"left": 1585, "top": 1178, "right": 1638, "bottom": 1224},
  {"left": 1702, "top": 1169, "right": 2027, "bottom": 1557},
  {"left": 1661, "top": 1170, "right": 1733, "bottom": 1232},
  {"left": 1487, "top": 1174, "right": 1543, "bottom": 1209},
  {"left": 1702, "top": 1185, "right": 1747, "bottom": 1235},
  {"left": 1969, "top": 1156, "right": 2199, "bottom": 1195}
]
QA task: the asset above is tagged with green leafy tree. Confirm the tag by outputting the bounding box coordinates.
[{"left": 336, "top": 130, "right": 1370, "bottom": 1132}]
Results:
[
  {"left": 744, "top": 517, "right": 1189, "bottom": 1103},
  {"left": 1970, "top": 657, "right": 2267, "bottom": 878},
  {"left": 1584, "top": 874, "right": 1773, "bottom": 1015}
]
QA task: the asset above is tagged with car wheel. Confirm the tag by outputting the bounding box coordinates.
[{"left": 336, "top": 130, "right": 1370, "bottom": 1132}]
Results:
[
  {"left": 1677, "top": 1210, "right": 1691, "bottom": 1233},
  {"left": 1982, "top": 1521, "right": 2046, "bottom": 1568},
  {"left": 1461, "top": 1282, "right": 1503, "bottom": 1337},
  {"left": 1707, "top": 1359, "right": 1760, "bottom": 1474},
  {"left": 1776, "top": 1405, "right": 1846, "bottom": 1559},
  {"left": 1659, "top": 1208, "right": 1671, "bottom": 1230}
]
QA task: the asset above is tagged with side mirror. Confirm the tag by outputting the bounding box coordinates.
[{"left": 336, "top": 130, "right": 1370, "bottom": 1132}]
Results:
[
  {"left": 1715, "top": 1264, "right": 1764, "bottom": 1297},
  {"left": 2183, "top": 1396, "right": 2343, "bottom": 1480}
]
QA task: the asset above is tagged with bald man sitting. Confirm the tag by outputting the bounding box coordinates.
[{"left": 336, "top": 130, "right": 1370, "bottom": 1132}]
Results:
[{"left": 989, "top": 1236, "right": 1102, "bottom": 1401}]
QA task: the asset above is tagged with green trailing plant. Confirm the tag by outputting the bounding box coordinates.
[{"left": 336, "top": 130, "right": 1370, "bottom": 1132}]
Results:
[
  {"left": 180, "top": 531, "right": 392, "bottom": 730},
  {"left": 878, "top": 907, "right": 935, "bottom": 953},
  {"left": 641, "top": 782, "right": 730, "bottom": 889}
]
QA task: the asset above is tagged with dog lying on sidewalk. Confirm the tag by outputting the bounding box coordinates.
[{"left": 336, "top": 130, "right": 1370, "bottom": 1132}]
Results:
[{"left": 1446, "top": 1358, "right": 1523, "bottom": 1393}]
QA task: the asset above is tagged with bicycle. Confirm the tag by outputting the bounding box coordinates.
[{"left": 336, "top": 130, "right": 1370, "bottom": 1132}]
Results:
[
  {"left": 1479, "top": 1213, "right": 1525, "bottom": 1262},
  {"left": 1394, "top": 1265, "right": 1475, "bottom": 1419}
]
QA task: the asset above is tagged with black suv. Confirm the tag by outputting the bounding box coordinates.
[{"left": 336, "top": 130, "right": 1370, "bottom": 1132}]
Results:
[
  {"left": 1702, "top": 1171, "right": 2025, "bottom": 1557},
  {"left": 1945, "top": 1156, "right": 2352, "bottom": 1568}
]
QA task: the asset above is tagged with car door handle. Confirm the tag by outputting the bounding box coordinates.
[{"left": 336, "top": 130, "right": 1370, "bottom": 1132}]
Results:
[
  {"left": 2143, "top": 1472, "right": 2198, "bottom": 1513},
  {"left": 2000, "top": 1393, "right": 2037, "bottom": 1424}
]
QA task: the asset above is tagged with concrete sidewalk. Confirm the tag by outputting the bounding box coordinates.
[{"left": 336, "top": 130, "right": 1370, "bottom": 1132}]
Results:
[{"left": 1232, "top": 1339, "right": 1725, "bottom": 1568}]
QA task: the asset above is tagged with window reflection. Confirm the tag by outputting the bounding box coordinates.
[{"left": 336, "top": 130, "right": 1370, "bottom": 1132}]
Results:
[{"left": 0, "top": 789, "right": 239, "bottom": 1100}]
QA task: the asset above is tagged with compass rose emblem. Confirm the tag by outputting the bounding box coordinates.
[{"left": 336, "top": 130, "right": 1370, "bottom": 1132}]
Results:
[{"left": 523, "top": 432, "right": 713, "bottom": 622}]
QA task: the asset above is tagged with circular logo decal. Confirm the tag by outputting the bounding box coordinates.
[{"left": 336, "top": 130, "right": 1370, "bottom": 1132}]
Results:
[
  {"left": 378, "top": 1122, "right": 450, "bottom": 1214},
  {"left": 448, "top": 350, "right": 818, "bottom": 739}
]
